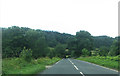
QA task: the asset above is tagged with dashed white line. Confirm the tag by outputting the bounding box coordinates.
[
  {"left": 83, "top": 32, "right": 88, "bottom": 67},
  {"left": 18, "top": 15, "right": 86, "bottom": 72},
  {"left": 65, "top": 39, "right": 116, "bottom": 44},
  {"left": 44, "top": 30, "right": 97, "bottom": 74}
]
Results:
[
  {"left": 80, "top": 72, "right": 85, "bottom": 76},
  {"left": 68, "top": 59, "right": 79, "bottom": 70},
  {"left": 72, "top": 63, "right": 74, "bottom": 65},
  {"left": 68, "top": 59, "right": 85, "bottom": 76},
  {"left": 74, "top": 65, "right": 79, "bottom": 70}
]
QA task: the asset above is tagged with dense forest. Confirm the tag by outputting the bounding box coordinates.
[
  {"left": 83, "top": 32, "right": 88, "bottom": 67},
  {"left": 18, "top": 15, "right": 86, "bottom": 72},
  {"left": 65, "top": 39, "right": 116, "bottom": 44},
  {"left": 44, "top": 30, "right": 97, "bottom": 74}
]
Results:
[{"left": 2, "top": 26, "right": 120, "bottom": 59}]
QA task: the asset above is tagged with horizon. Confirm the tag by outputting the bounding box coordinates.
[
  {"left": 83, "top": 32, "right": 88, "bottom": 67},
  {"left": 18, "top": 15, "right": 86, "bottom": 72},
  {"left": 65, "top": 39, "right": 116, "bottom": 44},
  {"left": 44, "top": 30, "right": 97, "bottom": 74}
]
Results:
[
  {"left": 1, "top": 0, "right": 119, "bottom": 38},
  {"left": 1, "top": 26, "right": 117, "bottom": 38}
]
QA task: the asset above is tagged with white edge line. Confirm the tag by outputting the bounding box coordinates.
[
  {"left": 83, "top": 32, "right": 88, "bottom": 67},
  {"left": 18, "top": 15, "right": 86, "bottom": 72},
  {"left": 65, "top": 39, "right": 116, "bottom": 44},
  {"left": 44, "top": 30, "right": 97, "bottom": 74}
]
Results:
[
  {"left": 77, "top": 60, "right": 118, "bottom": 72},
  {"left": 55, "top": 60, "right": 61, "bottom": 64},
  {"left": 46, "top": 59, "right": 61, "bottom": 69}
]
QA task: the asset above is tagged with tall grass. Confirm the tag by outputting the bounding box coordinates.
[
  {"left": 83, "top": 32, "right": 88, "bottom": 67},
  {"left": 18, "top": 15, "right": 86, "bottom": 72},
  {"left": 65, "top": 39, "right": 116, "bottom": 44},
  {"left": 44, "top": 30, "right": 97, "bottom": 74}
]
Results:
[
  {"left": 2, "top": 57, "right": 61, "bottom": 75},
  {"left": 77, "top": 56, "right": 119, "bottom": 70}
]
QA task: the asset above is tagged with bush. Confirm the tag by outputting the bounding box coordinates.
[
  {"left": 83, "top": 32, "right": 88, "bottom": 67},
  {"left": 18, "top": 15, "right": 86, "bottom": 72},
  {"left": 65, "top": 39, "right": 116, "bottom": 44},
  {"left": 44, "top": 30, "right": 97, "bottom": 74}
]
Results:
[
  {"left": 82, "top": 48, "right": 90, "bottom": 56},
  {"left": 20, "top": 47, "right": 32, "bottom": 62}
]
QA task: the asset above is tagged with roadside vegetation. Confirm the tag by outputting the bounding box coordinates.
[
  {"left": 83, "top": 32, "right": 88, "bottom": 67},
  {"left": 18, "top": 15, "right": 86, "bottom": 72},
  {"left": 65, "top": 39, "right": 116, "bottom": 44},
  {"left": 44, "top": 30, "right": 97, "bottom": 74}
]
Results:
[
  {"left": 2, "top": 47, "right": 61, "bottom": 75},
  {"left": 2, "top": 26, "right": 120, "bottom": 75},
  {"left": 77, "top": 56, "right": 119, "bottom": 70},
  {"left": 75, "top": 38, "right": 119, "bottom": 70},
  {"left": 3, "top": 56, "right": 60, "bottom": 75}
]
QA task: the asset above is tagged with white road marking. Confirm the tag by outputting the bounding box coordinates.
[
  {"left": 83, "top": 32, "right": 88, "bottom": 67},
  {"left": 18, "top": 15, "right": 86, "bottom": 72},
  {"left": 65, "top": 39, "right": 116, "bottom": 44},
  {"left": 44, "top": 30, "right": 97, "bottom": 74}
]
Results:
[
  {"left": 92, "top": 64, "right": 118, "bottom": 72},
  {"left": 72, "top": 63, "right": 74, "bottom": 65},
  {"left": 78, "top": 60, "right": 118, "bottom": 72},
  {"left": 68, "top": 59, "right": 79, "bottom": 70},
  {"left": 55, "top": 61, "right": 59, "bottom": 64},
  {"left": 68, "top": 59, "right": 86, "bottom": 76},
  {"left": 51, "top": 60, "right": 61, "bottom": 68},
  {"left": 74, "top": 65, "right": 79, "bottom": 70},
  {"left": 45, "top": 66, "right": 52, "bottom": 69},
  {"left": 80, "top": 72, "right": 85, "bottom": 76}
]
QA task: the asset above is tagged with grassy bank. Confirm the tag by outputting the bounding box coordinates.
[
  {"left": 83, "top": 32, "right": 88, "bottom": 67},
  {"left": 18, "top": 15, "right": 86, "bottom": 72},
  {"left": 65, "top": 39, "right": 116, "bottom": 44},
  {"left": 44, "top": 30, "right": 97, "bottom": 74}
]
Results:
[
  {"left": 77, "top": 56, "right": 119, "bottom": 70},
  {"left": 2, "top": 57, "right": 61, "bottom": 75}
]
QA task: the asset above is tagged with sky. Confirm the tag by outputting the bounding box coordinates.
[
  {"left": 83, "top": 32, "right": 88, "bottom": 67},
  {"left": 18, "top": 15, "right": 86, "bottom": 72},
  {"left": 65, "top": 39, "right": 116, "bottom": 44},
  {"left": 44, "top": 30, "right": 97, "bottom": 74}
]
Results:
[{"left": 0, "top": 0, "right": 119, "bottom": 38}]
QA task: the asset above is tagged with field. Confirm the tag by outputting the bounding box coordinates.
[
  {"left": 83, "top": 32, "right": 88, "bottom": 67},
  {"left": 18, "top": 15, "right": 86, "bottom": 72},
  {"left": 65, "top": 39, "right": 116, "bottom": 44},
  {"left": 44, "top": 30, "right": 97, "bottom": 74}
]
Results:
[
  {"left": 2, "top": 57, "right": 61, "bottom": 75},
  {"left": 77, "top": 56, "right": 119, "bottom": 70}
]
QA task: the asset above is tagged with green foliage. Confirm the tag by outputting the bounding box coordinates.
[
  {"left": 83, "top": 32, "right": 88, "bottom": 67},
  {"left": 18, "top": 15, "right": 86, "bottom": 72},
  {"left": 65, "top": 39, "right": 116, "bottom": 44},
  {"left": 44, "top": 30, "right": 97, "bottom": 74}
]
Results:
[
  {"left": 77, "top": 56, "right": 119, "bottom": 70},
  {"left": 20, "top": 47, "right": 32, "bottom": 62},
  {"left": 43, "top": 31, "right": 74, "bottom": 47},
  {"left": 75, "top": 30, "right": 93, "bottom": 57},
  {"left": 93, "top": 36, "right": 114, "bottom": 48},
  {"left": 55, "top": 44, "right": 67, "bottom": 58},
  {"left": 91, "top": 48, "right": 100, "bottom": 56},
  {"left": 70, "top": 51, "right": 75, "bottom": 57},
  {"left": 2, "top": 57, "right": 61, "bottom": 75},
  {"left": 108, "top": 39, "right": 119, "bottom": 56},
  {"left": 2, "top": 26, "right": 119, "bottom": 59},
  {"left": 2, "top": 26, "right": 48, "bottom": 58},
  {"left": 2, "top": 26, "right": 28, "bottom": 58},
  {"left": 47, "top": 47, "right": 56, "bottom": 58},
  {"left": 81, "top": 48, "right": 90, "bottom": 56},
  {"left": 2, "top": 26, "right": 120, "bottom": 75},
  {"left": 25, "top": 29, "right": 47, "bottom": 58},
  {"left": 99, "top": 46, "right": 109, "bottom": 56},
  {"left": 36, "top": 57, "right": 61, "bottom": 65},
  {"left": 2, "top": 26, "right": 74, "bottom": 58}
]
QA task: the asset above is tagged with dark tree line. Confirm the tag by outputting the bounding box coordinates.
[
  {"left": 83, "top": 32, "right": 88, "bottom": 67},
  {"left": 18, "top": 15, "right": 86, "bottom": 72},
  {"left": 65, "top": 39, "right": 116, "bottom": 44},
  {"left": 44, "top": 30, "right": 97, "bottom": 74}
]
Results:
[
  {"left": 93, "top": 36, "right": 114, "bottom": 48},
  {"left": 2, "top": 26, "right": 120, "bottom": 58}
]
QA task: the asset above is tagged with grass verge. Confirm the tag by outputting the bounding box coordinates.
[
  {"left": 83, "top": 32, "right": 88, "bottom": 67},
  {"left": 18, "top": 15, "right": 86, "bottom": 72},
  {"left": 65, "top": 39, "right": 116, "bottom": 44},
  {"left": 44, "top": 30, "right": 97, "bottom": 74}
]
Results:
[
  {"left": 76, "top": 56, "right": 119, "bottom": 70},
  {"left": 2, "top": 57, "right": 61, "bottom": 76}
]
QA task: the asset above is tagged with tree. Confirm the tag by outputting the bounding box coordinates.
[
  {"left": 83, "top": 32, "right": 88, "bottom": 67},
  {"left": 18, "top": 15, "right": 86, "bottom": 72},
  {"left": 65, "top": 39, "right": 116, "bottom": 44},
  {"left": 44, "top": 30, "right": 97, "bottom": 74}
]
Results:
[
  {"left": 55, "top": 44, "right": 67, "bottom": 58},
  {"left": 2, "top": 26, "right": 28, "bottom": 57},
  {"left": 108, "top": 39, "right": 119, "bottom": 56},
  {"left": 25, "top": 29, "right": 47, "bottom": 58},
  {"left": 2, "top": 26, "right": 118, "bottom": 59},
  {"left": 99, "top": 46, "right": 109, "bottom": 56},
  {"left": 47, "top": 47, "right": 56, "bottom": 58},
  {"left": 20, "top": 47, "right": 32, "bottom": 62},
  {"left": 93, "top": 36, "right": 114, "bottom": 48},
  {"left": 67, "top": 36, "right": 76, "bottom": 50},
  {"left": 75, "top": 30, "right": 93, "bottom": 57}
]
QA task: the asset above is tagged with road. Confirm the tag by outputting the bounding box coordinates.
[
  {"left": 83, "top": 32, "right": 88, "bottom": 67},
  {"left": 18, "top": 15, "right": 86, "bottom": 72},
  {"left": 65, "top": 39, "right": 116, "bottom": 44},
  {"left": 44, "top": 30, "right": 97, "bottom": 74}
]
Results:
[{"left": 37, "top": 58, "right": 118, "bottom": 76}]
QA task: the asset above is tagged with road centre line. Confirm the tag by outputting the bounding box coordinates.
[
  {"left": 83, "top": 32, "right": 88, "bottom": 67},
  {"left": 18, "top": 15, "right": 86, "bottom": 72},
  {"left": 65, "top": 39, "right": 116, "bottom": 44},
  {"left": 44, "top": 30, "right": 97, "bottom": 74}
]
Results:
[
  {"left": 68, "top": 59, "right": 85, "bottom": 76},
  {"left": 74, "top": 65, "right": 79, "bottom": 70},
  {"left": 80, "top": 72, "right": 85, "bottom": 76},
  {"left": 68, "top": 59, "right": 79, "bottom": 70}
]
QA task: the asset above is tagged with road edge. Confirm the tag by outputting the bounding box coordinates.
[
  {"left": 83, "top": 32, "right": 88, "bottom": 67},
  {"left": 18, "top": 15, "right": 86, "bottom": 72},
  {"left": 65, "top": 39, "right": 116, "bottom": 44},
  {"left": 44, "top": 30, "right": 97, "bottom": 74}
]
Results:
[{"left": 75, "top": 59, "right": 118, "bottom": 73}]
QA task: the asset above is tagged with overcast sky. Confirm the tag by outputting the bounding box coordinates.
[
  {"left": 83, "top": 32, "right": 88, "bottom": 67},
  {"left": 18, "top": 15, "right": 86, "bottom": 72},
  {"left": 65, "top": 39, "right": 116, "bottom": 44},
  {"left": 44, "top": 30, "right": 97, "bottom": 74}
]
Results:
[{"left": 0, "top": 0, "right": 119, "bottom": 38}]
